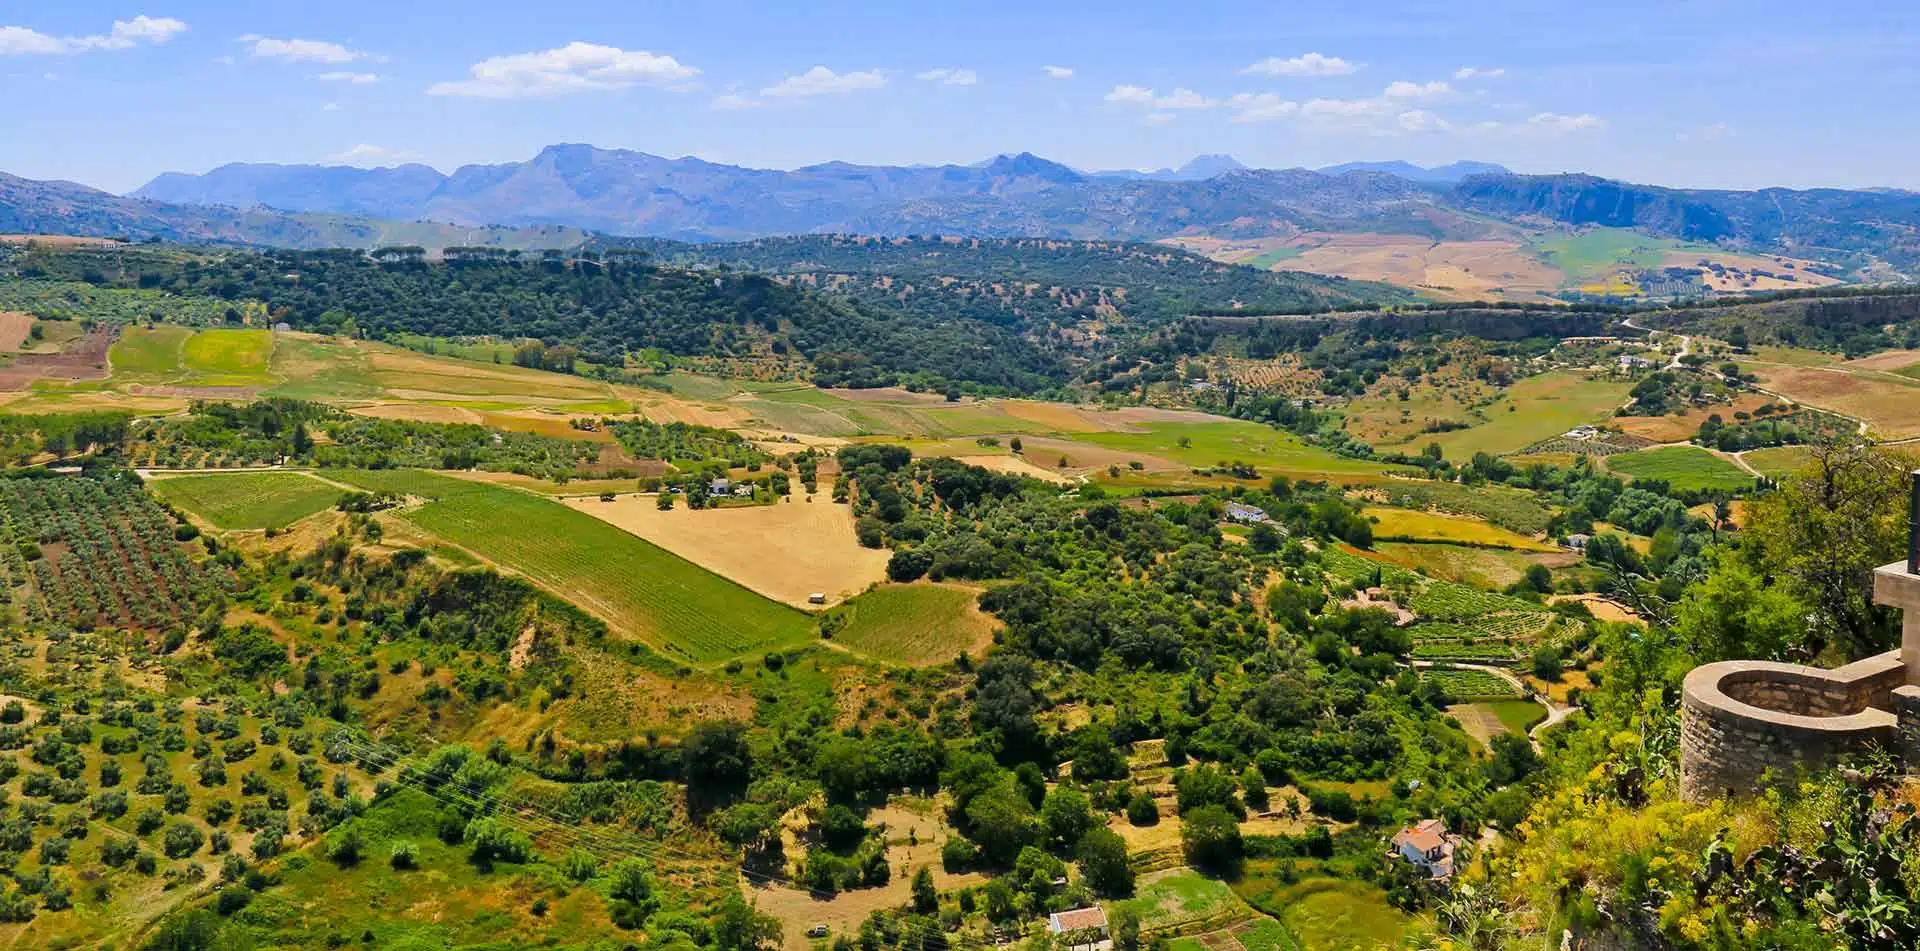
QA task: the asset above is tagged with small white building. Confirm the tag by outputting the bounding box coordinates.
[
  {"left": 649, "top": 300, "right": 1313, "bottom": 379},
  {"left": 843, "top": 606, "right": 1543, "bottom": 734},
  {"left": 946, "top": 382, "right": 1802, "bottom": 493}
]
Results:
[
  {"left": 1563, "top": 533, "right": 1592, "bottom": 552},
  {"left": 708, "top": 478, "right": 731, "bottom": 497},
  {"left": 1047, "top": 907, "right": 1110, "bottom": 951},
  {"left": 1390, "top": 819, "right": 1460, "bottom": 880},
  {"left": 1225, "top": 502, "right": 1269, "bottom": 524}
]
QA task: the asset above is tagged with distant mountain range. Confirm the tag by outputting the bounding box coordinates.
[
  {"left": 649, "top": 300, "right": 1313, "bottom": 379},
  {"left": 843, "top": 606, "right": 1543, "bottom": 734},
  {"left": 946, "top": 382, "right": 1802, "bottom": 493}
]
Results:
[
  {"left": 1, "top": 145, "right": 1916, "bottom": 278},
  {"left": 1314, "top": 160, "right": 1512, "bottom": 184},
  {"left": 129, "top": 148, "right": 1520, "bottom": 240}
]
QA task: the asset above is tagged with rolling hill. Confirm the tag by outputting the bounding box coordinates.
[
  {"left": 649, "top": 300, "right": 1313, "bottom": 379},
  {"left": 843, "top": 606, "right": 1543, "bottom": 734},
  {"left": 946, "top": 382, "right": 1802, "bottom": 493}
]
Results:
[{"left": 123, "top": 145, "right": 1920, "bottom": 276}]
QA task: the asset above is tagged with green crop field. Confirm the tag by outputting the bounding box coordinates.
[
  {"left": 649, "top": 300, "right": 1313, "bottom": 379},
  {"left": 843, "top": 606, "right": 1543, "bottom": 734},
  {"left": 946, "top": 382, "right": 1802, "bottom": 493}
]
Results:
[
  {"left": 1489, "top": 698, "right": 1548, "bottom": 734},
  {"left": 1419, "top": 666, "right": 1523, "bottom": 700},
  {"left": 1606, "top": 446, "right": 1755, "bottom": 493},
  {"left": 832, "top": 583, "right": 994, "bottom": 665},
  {"left": 1234, "top": 870, "right": 1411, "bottom": 951},
  {"left": 149, "top": 471, "right": 342, "bottom": 530},
  {"left": 180, "top": 329, "right": 276, "bottom": 385},
  {"left": 1426, "top": 373, "right": 1633, "bottom": 460},
  {"left": 1531, "top": 227, "right": 1686, "bottom": 280},
  {"left": 1076, "top": 421, "right": 1407, "bottom": 481},
  {"left": 322, "top": 469, "right": 814, "bottom": 662},
  {"left": 1120, "top": 868, "right": 1246, "bottom": 932},
  {"left": 108, "top": 325, "right": 192, "bottom": 376},
  {"left": 1743, "top": 445, "right": 1817, "bottom": 481}
]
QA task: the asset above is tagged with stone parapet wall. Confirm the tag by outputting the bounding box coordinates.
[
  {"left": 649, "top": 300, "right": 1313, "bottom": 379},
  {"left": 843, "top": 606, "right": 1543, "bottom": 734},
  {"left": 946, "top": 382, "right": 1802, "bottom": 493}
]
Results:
[{"left": 1679, "top": 652, "right": 1904, "bottom": 802}]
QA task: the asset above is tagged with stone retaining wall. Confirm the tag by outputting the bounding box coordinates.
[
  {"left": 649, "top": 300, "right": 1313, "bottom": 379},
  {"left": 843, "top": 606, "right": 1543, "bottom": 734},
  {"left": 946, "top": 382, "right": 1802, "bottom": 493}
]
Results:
[{"left": 1679, "top": 651, "right": 1904, "bottom": 802}]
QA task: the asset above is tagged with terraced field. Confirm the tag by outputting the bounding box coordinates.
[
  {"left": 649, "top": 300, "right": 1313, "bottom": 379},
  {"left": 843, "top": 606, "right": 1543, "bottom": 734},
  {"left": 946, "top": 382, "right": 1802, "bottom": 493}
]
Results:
[{"left": 323, "top": 469, "right": 815, "bottom": 662}]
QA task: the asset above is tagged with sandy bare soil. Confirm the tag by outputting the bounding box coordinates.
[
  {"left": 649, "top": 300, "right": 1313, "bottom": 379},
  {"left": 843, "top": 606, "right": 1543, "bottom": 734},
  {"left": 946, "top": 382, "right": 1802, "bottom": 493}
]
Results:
[
  {"left": 1843, "top": 350, "right": 1920, "bottom": 373},
  {"left": 563, "top": 494, "right": 890, "bottom": 607},
  {"left": 0, "top": 327, "right": 112, "bottom": 390}
]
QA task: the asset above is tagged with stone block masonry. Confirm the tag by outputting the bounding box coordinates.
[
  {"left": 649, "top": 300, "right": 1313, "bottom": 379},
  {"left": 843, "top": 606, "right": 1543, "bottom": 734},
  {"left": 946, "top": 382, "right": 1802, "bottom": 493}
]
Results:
[{"left": 1679, "top": 558, "right": 1920, "bottom": 802}]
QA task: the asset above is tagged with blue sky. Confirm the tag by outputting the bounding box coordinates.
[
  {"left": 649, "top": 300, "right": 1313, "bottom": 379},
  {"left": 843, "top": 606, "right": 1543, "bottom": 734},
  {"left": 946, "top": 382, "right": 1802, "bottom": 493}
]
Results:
[{"left": 4, "top": 1, "right": 1918, "bottom": 194}]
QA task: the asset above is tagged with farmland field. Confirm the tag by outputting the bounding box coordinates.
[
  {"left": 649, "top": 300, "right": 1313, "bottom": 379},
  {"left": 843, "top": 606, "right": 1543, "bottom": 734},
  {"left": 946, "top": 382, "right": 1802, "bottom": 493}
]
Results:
[
  {"left": 561, "top": 492, "right": 890, "bottom": 608},
  {"left": 1424, "top": 373, "right": 1633, "bottom": 460},
  {"left": 323, "top": 469, "right": 815, "bottom": 662},
  {"left": 108, "top": 325, "right": 191, "bottom": 376},
  {"left": 1419, "top": 666, "right": 1523, "bottom": 700},
  {"left": 1233, "top": 873, "right": 1412, "bottom": 951},
  {"left": 1363, "top": 506, "right": 1554, "bottom": 551},
  {"left": 1372, "top": 543, "right": 1570, "bottom": 590},
  {"left": 1606, "top": 446, "right": 1755, "bottom": 492},
  {"left": 0, "top": 474, "right": 233, "bottom": 631},
  {"left": 180, "top": 329, "right": 276, "bottom": 386},
  {"left": 1743, "top": 445, "right": 1817, "bottom": 480},
  {"left": 1119, "top": 868, "right": 1248, "bottom": 933},
  {"left": 1075, "top": 421, "right": 1408, "bottom": 482},
  {"left": 1362, "top": 479, "right": 1551, "bottom": 535},
  {"left": 148, "top": 470, "right": 342, "bottom": 530},
  {"left": 1740, "top": 352, "right": 1920, "bottom": 439},
  {"left": 830, "top": 583, "right": 996, "bottom": 665}
]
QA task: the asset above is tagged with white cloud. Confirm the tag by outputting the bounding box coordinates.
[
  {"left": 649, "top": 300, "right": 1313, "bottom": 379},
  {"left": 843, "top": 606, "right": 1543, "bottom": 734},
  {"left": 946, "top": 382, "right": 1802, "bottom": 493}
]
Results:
[
  {"left": 326, "top": 144, "right": 419, "bottom": 166},
  {"left": 760, "top": 65, "right": 887, "bottom": 98},
  {"left": 1383, "top": 80, "right": 1450, "bottom": 100},
  {"left": 0, "top": 16, "right": 186, "bottom": 55},
  {"left": 1396, "top": 109, "right": 1451, "bottom": 133},
  {"left": 1529, "top": 111, "right": 1606, "bottom": 133},
  {"left": 429, "top": 42, "right": 699, "bottom": 98},
  {"left": 1228, "top": 92, "right": 1298, "bottom": 123},
  {"left": 916, "top": 67, "right": 977, "bottom": 86},
  {"left": 1156, "top": 87, "right": 1217, "bottom": 109},
  {"left": 0, "top": 27, "right": 63, "bottom": 55},
  {"left": 106, "top": 15, "right": 187, "bottom": 46},
  {"left": 711, "top": 92, "right": 762, "bottom": 110},
  {"left": 1105, "top": 85, "right": 1218, "bottom": 110},
  {"left": 1241, "top": 52, "right": 1356, "bottom": 77},
  {"left": 1453, "top": 66, "right": 1505, "bottom": 80},
  {"left": 315, "top": 71, "right": 377, "bottom": 84},
  {"left": 245, "top": 36, "right": 368, "bottom": 64},
  {"left": 1042, "top": 64, "right": 1073, "bottom": 79},
  {"left": 1144, "top": 112, "right": 1177, "bottom": 125},
  {"left": 321, "top": 101, "right": 341, "bottom": 112},
  {"left": 1301, "top": 96, "right": 1387, "bottom": 120}
]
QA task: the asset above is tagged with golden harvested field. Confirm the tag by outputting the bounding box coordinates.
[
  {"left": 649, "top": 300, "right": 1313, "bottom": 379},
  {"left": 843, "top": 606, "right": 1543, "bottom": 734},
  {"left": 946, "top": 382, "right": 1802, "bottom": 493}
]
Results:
[
  {"left": 952, "top": 454, "right": 1076, "bottom": 484},
  {"left": 1741, "top": 359, "right": 1920, "bottom": 438},
  {"left": 1167, "top": 232, "right": 1565, "bottom": 301},
  {"left": 562, "top": 494, "right": 890, "bottom": 607},
  {"left": 1364, "top": 507, "right": 1556, "bottom": 551},
  {"left": 1668, "top": 250, "right": 1841, "bottom": 292},
  {"left": 0, "top": 313, "right": 32, "bottom": 352}
]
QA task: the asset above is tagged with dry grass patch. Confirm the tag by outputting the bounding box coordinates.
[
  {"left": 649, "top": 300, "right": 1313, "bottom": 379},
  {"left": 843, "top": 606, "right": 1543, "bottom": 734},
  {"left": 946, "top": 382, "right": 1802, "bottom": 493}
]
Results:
[
  {"left": 1744, "top": 361, "right": 1920, "bottom": 438},
  {"left": 952, "top": 453, "right": 1076, "bottom": 484},
  {"left": 563, "top": 494, "right": 889, "bottom": 608}
]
